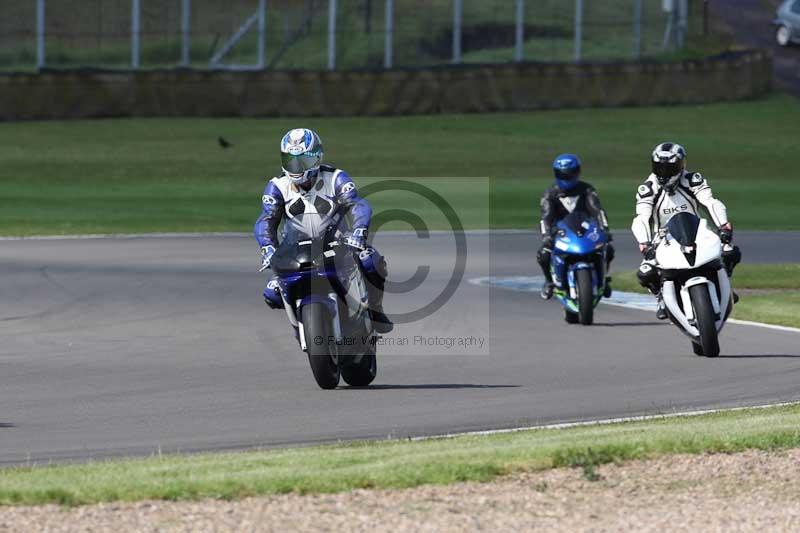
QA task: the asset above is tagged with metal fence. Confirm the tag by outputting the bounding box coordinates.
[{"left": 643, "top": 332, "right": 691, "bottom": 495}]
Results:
[{"left": 0, "top": 0, "right": 699, "bottom": 72}]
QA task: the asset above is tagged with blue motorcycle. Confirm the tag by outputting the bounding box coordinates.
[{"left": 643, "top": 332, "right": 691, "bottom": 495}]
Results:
[
  {"left": 549, "top": 211, "right": 610, "bottom": 325},
  {"left": 270, "top": 213, "right": 377, "bottom": 389}
]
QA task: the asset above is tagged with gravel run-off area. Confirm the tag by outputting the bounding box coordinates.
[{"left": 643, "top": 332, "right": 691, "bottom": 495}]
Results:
[{"left": 3, "top": 448, "right": 800, "bottom": 532}]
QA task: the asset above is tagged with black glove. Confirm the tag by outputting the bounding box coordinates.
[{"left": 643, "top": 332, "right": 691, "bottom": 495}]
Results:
[
  {"left": 642, "top": 243, "right": 656, "bottom": 261},
  {"left": 541, "top": 235, "right": 554, "bottom": 248},
  {"left": 719, "top": 226, "right": 733, "bottom": 244}
]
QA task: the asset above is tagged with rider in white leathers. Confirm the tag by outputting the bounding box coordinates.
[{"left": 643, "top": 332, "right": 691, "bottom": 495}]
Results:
[{"left": 632, "top": 142, "right": 740, "bottom": 319}]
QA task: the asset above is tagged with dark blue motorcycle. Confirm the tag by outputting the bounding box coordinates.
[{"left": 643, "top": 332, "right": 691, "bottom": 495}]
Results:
[
  {"left": 549, "top": 211, "right": 610, "bottom": 325},
  {"left": 270, "top": 213, "right": 377, "bottom": 389}
]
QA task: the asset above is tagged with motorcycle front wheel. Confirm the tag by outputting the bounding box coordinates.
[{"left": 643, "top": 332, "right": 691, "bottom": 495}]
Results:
[
  {"left": 302, "top": 302, "right": 341, "bottom": 389},
  {"left": 689, "top": 284, "right": 720, "bottom": 357},
  {"left": 576, "top": 269, "right": 594, "bottom": 326}
]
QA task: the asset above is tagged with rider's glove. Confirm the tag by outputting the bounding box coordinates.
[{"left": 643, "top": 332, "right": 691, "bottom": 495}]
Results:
[
  {"left": 641, "top": 243, "right": 656, "bottom": 261},
  {"left": 719, "top": 223, "right": 733, "bottom": 244},
  {"left": 259, "top": 245, "right": 276, "bottom": 272},
  {"left": 541, "top": 235, "right": 554, "bottom": 249},
  {"left": 343, "top": 228, "right": 367, "bottom": 250}
]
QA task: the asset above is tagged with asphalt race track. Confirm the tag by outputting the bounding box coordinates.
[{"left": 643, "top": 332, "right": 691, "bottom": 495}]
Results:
[{"left": 2, "top": 231, "right": 800, "bottom": 465}]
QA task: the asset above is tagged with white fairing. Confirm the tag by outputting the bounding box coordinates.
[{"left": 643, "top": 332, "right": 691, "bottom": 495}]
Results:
[
  {"left": 656, "top": 218, "right": 733, "bottom": 340},
  {"left": 655, "top": 219, "right": 721, "bottom": 270}
]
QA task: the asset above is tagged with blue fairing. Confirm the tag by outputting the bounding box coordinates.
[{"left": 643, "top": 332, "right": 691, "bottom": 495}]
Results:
[
  {"left": 550, "top": 213, "right": 608, "bottom": 312},
  {"left": 553, "top": 218, "right": 607, "bottom": 255}
]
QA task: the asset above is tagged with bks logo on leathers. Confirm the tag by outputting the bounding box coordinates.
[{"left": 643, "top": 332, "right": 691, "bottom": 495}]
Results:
[{"left": 663, "top": 204, "right": 689, "bottom": 215}]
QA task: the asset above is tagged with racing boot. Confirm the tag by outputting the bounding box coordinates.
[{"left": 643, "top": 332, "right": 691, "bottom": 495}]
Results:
[
  {"left": 540, "top": 281, "right": 554, "bottom": 300},
  {"left": 656, "top": 293, "right": 668, "bottom": 320},
  {"left": 367, "top": 283, "right": 394, "bottom": 334}
]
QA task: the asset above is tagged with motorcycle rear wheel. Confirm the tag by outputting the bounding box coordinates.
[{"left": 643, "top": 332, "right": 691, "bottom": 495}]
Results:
[
  {"left": 689, "top": 284, "right": 720, "bottom": 357},
  {"left": 341, "top": 342, "right": 377, "bottom": 387},
  {"left": 303, "top": 302, "right": 341, "bottom": 389},
  {"left": 576, "top": 269, "right": 594, "bottom": 326}
]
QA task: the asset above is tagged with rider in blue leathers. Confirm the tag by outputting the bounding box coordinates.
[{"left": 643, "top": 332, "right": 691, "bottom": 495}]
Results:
[
  {"left": 255, "top": 128, "right": 394, "bottom": 333},
  {"left": 537, "top": 154, "right": 614, "bottom": 300}
]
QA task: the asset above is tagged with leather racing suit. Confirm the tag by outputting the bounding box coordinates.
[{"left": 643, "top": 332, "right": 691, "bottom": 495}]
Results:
[
  {"left": 254, "top": 164, "right": 391, "bottom": 329},
  {"left": 631, "top": 170, "right": 740, "bottom": 293}
]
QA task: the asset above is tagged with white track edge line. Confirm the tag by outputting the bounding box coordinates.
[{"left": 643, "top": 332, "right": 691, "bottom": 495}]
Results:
[
  {"left": 469, "top": 276, "right": 800, "bottom": 335},
  {"left": 410, "top": 400, "right": 800, "bottom": 441}
]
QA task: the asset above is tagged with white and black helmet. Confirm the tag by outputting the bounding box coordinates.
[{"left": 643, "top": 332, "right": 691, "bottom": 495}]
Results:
[{"left": 651, "top": 142, "right": 686, "bottom": 188}]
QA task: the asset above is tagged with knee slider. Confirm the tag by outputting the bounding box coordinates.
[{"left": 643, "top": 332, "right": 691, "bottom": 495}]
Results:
[
  {"left": 637, "top": 263, "right": 658, "bottom": 287},
  {"left": 359, "top": 247, "right": 387, "bottom": 279},
  {"left": 263, "top": 278, "right": 284, "bottom": 309},
  {"left": 723, "top": 245, "right": 741, "bottom": 274}
]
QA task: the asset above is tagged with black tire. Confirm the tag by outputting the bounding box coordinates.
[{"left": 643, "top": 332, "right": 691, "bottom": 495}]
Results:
[
  {"left": 564, "top": 308, "right": 579, "bottom": 324},
  {"left": 691, "top": 341, "right": 704, "bottom": 357},
  {"left": 576, "top": 269, "right": 594, "bottom": 326},
  {"left": 689, "top": 284, "right": 720, "bottom": 357},
  {"left": 302, "top": 302, "right": 340, "bottom": 389},
  {"left": 341, "top": 344, "right": 377, "bottom": 387}
]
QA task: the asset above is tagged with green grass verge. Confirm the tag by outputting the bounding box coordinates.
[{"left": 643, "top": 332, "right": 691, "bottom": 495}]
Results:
[
  {"left": 2, "top": 403, "right": 800, "bottom": 506},
  {"left": 1, "top": 0, "right": 715, "bottom": 71},
  {"left": 1, "top": 94, "right": 799, "bottom": 235},
  {"left": 613, "top": 264, "right": 800, "bottom": 328}
]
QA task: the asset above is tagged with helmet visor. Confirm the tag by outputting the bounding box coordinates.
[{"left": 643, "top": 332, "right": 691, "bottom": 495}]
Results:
[
  {"left": 554, "top": 168, "right": 579, "bottom": 182},
  {"left": 652, "top": 160, "right": 682, "bottom": 180},
  {"left": 281, "top": 150, "right": 322, "bottom": 175}
]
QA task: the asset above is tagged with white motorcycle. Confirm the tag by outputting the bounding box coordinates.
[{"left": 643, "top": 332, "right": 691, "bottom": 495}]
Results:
[{"left": 654, "top": 212, "right": 734, "bottom": 357}]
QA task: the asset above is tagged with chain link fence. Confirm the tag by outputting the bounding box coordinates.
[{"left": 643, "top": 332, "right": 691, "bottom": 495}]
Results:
[{"left": 0, "top": 0, "right": 702, "bottom": 72}]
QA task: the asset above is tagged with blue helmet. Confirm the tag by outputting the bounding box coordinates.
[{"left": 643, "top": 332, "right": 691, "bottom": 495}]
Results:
[{"left": 552, "top": 154, "right": 581, "bottom": 190}]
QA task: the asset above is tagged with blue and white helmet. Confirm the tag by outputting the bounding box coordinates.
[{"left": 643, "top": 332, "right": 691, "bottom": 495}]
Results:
[
  {"left": 552, "top": 154, "right": 581, "bottom": 191},
  {"left": 280, "top": 128, "right": 324, "bottom": 187}
]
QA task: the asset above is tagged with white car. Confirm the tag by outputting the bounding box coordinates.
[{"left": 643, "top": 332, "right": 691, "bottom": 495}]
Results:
[{"left": 774, "top": 0, "right": 800, "bottom": 46}]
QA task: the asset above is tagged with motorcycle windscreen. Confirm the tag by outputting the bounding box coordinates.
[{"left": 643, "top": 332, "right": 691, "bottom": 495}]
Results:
[
  {"left": 273, "top": 214, "right": 335, "bottom": 272},
  {"left": 665, "top": 212, "right": 701, "bottom": 246},
  {"left": 562, "top": 210, "right": 597, "bottom": 237}
]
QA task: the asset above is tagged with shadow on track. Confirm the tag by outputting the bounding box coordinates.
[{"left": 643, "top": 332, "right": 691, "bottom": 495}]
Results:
[
  {"left": 342, "top": 384, "right": 520, "bottom": 390},
  {"left": 717, "top": 354, "right": 800, "bottom": 359},
  {"left": 591, "top": 322, "right": 668, "bottom": 327},
  {"left": 0, "top": 423, "right": 15, "bottom": 428}
]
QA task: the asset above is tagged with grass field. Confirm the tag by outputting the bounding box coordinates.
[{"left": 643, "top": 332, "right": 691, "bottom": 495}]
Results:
[
  {"left": 1, "top": 403, "right": 799, "bottom": 506},
  {"left": 1, "top": 94, "right": 798, "bottom": 236},
  {"left": 0, "top": 0, "right": 711, "bottom": 71},
  {"left": 613, "top": 264, "right": 800, "bottom": 328}
]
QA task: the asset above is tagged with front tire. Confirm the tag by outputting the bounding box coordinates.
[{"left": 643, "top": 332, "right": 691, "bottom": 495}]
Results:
[
  {"left": 689, "top": 284, "right": 720, "bottom": 357},
  {"left": 576, "top": 269, "right": 594, "bottom": 326},
  {"left": 776, "top": 25, "right": 792, "bottom": 46},
  {"left": 302, "top": 302, "right": 340, "bottom": 389}
]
